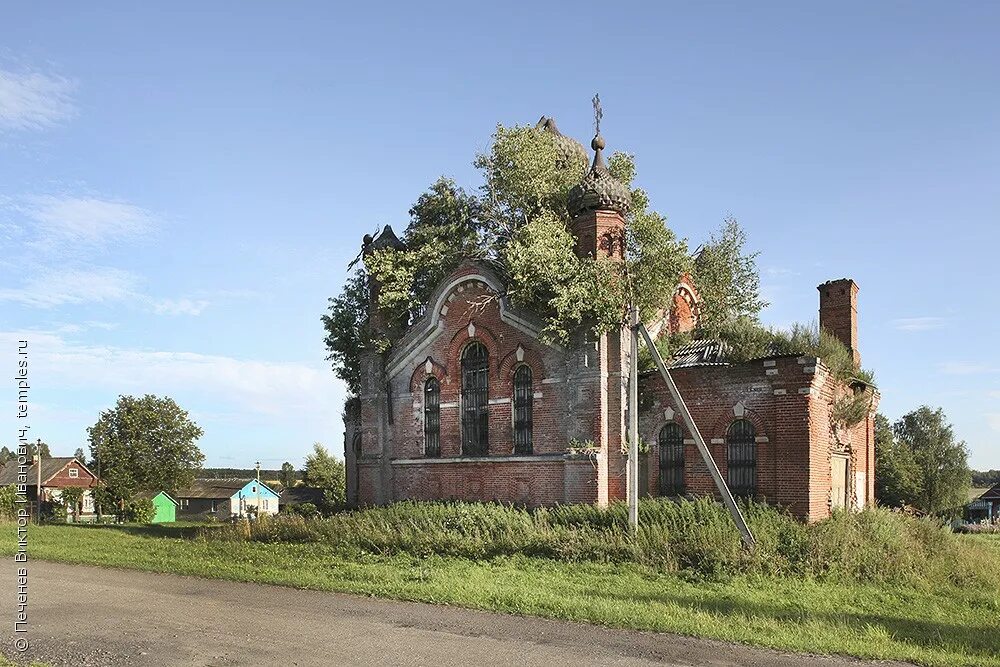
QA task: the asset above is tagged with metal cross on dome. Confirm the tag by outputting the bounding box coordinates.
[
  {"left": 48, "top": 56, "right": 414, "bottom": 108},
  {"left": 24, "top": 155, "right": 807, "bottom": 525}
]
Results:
[{"left": 592, "top": 93, "right": 602, "bottom": 136}]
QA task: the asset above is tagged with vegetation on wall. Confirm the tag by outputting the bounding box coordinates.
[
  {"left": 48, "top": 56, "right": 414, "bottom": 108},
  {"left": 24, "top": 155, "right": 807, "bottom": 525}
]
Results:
[{"left": 323, "top": 122, "right": 749, "bottom": 395}]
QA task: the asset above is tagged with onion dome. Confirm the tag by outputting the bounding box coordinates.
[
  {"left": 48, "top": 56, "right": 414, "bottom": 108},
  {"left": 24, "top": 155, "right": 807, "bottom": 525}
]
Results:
[
  {"left": 567, "top": 133, "right": 632, "bottom": 218},
  {"left": 535, "top": 116, "right": 589, "bottom": 171}
]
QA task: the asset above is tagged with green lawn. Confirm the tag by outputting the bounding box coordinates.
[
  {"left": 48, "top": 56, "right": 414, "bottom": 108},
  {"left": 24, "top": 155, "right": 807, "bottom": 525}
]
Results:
[{"left": 3, "top": 523, "right": 999, "bottom": 667}]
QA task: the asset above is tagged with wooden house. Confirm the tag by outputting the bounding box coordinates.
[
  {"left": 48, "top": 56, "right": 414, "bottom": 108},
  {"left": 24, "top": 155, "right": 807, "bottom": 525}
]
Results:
[
  {"left": 0, "top": 456, "right": 99, "bottom": 521},
  {"left": 174, "top": 479, "right": 279, "bottom": 520}
]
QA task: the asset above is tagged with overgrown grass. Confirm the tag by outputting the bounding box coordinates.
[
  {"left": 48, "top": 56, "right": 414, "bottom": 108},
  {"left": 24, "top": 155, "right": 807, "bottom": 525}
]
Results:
[
  {"left": 2, "top": 501, "right": 999, "bottom": 667},
  {"left": 209, "top": 498, "right": 998, "bottom": 589}
]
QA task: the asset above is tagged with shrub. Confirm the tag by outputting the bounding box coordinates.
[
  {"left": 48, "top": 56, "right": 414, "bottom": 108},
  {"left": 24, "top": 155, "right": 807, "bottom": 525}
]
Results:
[
  {"left": 202, "top": 498, "right": 1000, "bottom": 589},
  {"left": 120, "top": 498, "right": 155, "bottom": 524}
]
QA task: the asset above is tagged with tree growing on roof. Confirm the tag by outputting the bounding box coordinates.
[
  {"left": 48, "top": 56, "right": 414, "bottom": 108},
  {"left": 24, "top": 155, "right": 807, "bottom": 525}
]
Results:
[{"left": 87, "top": 394, "right": 205, "bottom": 501}]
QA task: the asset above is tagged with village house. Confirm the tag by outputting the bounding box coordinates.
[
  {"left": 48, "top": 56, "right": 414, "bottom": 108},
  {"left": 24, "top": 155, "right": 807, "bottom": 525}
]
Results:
[
  {"left": 0, "top": 456, "right": 99, "bottom": 521},
  {"left": 174, "top": 479, "right": 280, "bottom": 520},
  {"left": 344, "top": 120, "right": 878, "bottom": 522},
  {"left": 966, "top": 483, "right": 1000, "bottom": 523}
]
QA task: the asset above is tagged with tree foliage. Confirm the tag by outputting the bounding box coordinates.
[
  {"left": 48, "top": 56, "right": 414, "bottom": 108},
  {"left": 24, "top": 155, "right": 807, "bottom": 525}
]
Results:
[
  {"left": 303, "top": 443, "right": 346, "bottom": 512},
  {"left": 692, "top": 217, "right": 768, "bottom": 337},
  {"left": 280, "top": 462, "right": 296, "bottom": 489},
  {"left": 874, "top": 413, "right": 922, "bottom": 508},
  {"left": 323, "top": 122, "right": 698, "bottom": 388},
  {"left": 892, "top": 406, "right": 971, "bottom": 517},
  {"left": 87, "top": 394, "right": 205, "bottom": 501}
]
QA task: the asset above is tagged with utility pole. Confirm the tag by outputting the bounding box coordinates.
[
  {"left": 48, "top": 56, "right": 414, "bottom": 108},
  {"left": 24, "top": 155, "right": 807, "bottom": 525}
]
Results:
[
  {"left": 34, "top": 439, "right": 42, "bottom": 524},
  {"left": 627, "top": 306, "right": 640, "bottom": 532},
  {"left": 255, "top": 461, "right": 261, "bottom": 518},
  {"left": 636, "top": 323, "right": 756, "bottom": 548}
]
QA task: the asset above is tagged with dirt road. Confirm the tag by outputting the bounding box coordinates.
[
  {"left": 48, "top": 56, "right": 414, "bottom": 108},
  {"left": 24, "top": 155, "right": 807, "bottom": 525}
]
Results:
[{"left": 3, "top": 562, "right": 910, "bottom": 666}]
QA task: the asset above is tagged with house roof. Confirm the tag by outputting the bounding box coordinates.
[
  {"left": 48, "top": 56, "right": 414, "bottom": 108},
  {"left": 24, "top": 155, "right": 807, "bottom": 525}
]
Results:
[
  {"left": 134, "top": 490, "right": 178, "bottom": 505},
  {"left": 174, "top": 478, "right": 278, "bottom": 500},
  {"left": 279, "top": 486, "right": 325, "bottom": 505},
  {"left": 977, "top": 482, "right": 1000, "bottom": 502},
  {"left": 666, "top": 339, "right": 731, "bottom": 368},
  {"left": 0, "top": 457, "right": 95, "bottom": 487}
]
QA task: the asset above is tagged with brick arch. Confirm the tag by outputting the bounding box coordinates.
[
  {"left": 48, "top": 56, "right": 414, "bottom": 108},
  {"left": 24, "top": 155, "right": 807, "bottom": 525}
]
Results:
[
  {"left": 645, "top": 418, "right": 687, "bottom": 451},
  {"left": 498, "top": 346, "right": 546, "bottom": 394},
  {"left": 708, "top": 406, "right": 769, "bottom": 443},
  {"left": 445, "top": 324, "right": 501, "bottom": 373},
  {"left": 408, "top": 357, "right": 447, "bottom": 395}
]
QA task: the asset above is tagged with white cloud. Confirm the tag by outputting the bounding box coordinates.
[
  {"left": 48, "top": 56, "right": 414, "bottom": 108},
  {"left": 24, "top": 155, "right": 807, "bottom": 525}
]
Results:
[
  {"left": 0, "top": 69, "right": 76, "bottom": 131},
  {"left": 21, "top": 195, "right": 153, "bottom": 251},
  {"left": 939, "top": 362, "right": 1000, "bottom": 376},
  {"left": 0, "top": 330, "right": 342, "bottom": 420},
  {"left": 152, "top": 298, "right": 210, "bottom": 316},
  {"left": 892, "top": 316, "right": 946, "bottom": 332},
  {"left": 988, "top": 414, "right": 1000, "bottom": 434},
  {"left": 0, "top": 267, "right": 138, "bottom": 307}
]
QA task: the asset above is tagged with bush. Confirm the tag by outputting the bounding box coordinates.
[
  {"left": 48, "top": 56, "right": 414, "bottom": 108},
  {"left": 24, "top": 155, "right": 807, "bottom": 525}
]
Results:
[
  {"left": 120, "top": 498, "right": 155, "bottom": 523},
  {"left": 202, "top": 498, "right": 1000, "bottom": 588}
]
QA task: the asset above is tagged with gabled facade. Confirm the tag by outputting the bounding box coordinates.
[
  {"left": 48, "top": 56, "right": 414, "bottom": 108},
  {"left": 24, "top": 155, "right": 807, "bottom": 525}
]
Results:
[
  {"left": 0, "top": 456, "right": 100, "bottom": 521},
  {"left": 344, "top": 120, "right": 878, "bottom": 522}
]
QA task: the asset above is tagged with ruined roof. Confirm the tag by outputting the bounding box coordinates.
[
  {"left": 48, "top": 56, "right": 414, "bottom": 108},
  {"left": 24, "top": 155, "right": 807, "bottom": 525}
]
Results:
[
  {"left": 0, "top": 457, "right": 93, "bottom": 487},
  {"left": 536, "top": 116, "right": 589, "bottom": 170},
  {"left": 667, "top": 339, "right": 731, "bottom": 368},
  {"left": 362, "top": 224, "right": 405, "bottom": 255}
]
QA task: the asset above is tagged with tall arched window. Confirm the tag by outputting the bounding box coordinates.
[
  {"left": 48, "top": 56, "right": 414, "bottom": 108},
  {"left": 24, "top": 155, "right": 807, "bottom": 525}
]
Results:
[
  {"left": 658, "top": 423, "right": 684, "bottom": 495},
  {"left": 423, "top": 377, "right": 440, "bottom": 457},
  {"left": 727, "top": 419, "right": 756, "bottom": 497},
  {"left": 513, "top": 365, "right": 533, "bottom": 454},
  {"left": 461, "top": 342, "right": 489, "bottom": 456}
]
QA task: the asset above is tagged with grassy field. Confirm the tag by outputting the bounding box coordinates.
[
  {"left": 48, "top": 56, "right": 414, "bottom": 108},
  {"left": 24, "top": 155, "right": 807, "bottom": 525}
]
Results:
[{"left": 2, "top": 506, "right": 999, "bottom": 667}]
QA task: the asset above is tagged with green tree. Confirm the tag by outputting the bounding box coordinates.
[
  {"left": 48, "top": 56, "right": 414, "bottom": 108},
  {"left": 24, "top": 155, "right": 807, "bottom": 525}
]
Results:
[
  {"left": 303, "top": 443, "right": 346, "bottom": 512},
  {"left": 0, "top": 447, "right": 14, "bottom": 464},
  {"left": 279, "top": 462, "right": 296, "bottom": 489},
  {"left": 74, "top": 447, "right": 86, "bottom": 462},
  {"left": 87, "top": 394, "right": 205, "bottom": 501},
  {"left": 60, "top": 487, "right": 84, "bottom": 522},
  {"left": 692, "top": 217, "right": 768, "bottom": 336},
  {"left": 893, "top": 406, "right": 971, "bottom": 517},
  {"left": 874, "top": 413, "right": 921, "bottom": 508},
  {"left": 32, "top": 440, "right": 51, "bottom": 459}
]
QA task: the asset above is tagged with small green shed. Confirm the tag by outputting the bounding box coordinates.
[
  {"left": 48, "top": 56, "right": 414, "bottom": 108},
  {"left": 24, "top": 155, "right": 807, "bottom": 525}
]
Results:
[{"left": 136, "top": 490, "right": 179, "bottom": 523}]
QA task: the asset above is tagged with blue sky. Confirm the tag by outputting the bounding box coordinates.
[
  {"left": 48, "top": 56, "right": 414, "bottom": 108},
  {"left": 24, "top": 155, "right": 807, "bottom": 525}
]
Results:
[{"left": 1, "top": 3, "right": 997, "bottom": 469}]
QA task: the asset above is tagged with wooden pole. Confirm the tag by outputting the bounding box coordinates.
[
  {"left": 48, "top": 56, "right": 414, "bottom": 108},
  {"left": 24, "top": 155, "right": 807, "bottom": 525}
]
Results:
[
  {"left": 627, "top": 306, "right": 639, "bottom": 533},
  {"left": 35, "top": 440, "right": 42, "bottom": 524},
  {"left": 636, "top": 323, "right": 756, "bottom": 548}
]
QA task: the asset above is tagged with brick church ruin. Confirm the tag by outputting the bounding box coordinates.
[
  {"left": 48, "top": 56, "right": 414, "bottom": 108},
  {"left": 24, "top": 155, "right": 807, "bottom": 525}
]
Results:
[{"left": 344, "top": 119, "right": 878, "bottom": 523}]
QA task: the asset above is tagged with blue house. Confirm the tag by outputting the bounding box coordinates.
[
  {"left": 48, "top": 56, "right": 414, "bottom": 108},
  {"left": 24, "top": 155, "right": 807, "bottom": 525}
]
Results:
[
  {"left": 174, "top": 479, "right": 280, "bottom": 520},
  {"left": 966, "top": 483, "right": 1000, "bottom": 523}
]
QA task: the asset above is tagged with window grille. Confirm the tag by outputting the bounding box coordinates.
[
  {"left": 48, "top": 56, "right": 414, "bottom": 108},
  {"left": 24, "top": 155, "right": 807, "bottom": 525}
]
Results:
[
  {"left": 513, "top": 366, "right": 533, "bottom": 454},
  {"left": 658, "top": 423, "right": 684, "bottom": 495},
  {"left": 727, "top": 419, "right": 757, "bottom": 497},
  {"left": 424, "top": 377, "right": 441, "bottom": 457},
  {"left": 461, "top": 342, "right": 489, "bottom": 455}
]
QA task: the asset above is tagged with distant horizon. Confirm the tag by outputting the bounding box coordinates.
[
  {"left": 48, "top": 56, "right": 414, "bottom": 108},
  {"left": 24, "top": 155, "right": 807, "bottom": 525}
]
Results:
[{"left": 2, "top": 3, "right": 997, "bottom": 469}]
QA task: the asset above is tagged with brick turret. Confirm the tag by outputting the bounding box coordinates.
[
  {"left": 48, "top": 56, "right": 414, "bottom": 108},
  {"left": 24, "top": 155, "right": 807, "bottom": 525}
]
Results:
[{"left": 818, "top": 278, "right": 860, "bottom": 366}]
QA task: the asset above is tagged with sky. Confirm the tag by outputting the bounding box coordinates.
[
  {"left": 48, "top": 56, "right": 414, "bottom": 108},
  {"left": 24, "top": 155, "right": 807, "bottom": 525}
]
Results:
[{"left": 1, "top": 3, "right": 998, "bottom": 469}]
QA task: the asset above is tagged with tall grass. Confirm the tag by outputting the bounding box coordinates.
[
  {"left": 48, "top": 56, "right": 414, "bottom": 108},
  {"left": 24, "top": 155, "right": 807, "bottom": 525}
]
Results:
[{"left": 206, "top": 498, "right": 1000, "bottom": 588}]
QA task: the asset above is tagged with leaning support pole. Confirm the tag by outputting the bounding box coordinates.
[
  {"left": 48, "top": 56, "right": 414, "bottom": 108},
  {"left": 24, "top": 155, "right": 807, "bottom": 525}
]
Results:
[
  {"left": 627, "top": 306, "right": 640, "bottom": 533},
  {"left": 636, "top": 323, "right": 756, "bottom": 548}
]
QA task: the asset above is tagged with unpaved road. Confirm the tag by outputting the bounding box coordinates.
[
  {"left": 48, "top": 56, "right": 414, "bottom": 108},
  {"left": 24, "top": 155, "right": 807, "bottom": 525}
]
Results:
[{"left": 2, "top": 562, "right": 911, "bottom": 667}]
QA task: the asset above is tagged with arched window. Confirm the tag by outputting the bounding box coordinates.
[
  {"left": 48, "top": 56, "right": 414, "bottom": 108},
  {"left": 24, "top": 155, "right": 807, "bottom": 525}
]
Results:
[
  {"left": 461, "top": 342, "right": 489, "bottom": 456},
  {"left": 423, "top": 377, "right": 440, "bottom": 457},
  {"left": 513, "top": 365, "right": 533, "bottom": 454},
  {"left": 727, "top": 419, "right": 756, "bottom": 497},
  {"left": 658, "top": 423, "right": 684, "bottom": 495}
]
